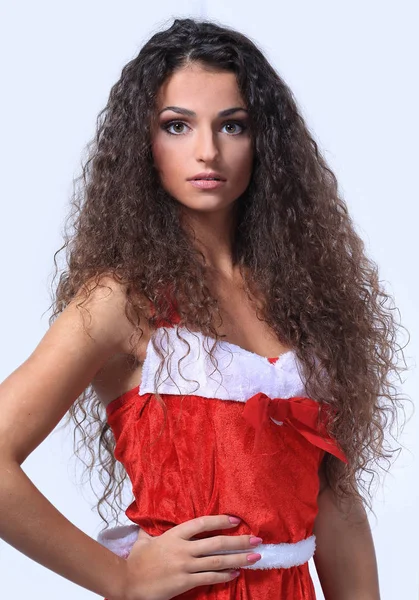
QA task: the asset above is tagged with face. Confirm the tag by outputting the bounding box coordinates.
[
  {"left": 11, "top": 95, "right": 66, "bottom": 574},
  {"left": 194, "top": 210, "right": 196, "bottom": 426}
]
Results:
[{"left": 151, "top": 62, "right": 254, "bottom": 215}]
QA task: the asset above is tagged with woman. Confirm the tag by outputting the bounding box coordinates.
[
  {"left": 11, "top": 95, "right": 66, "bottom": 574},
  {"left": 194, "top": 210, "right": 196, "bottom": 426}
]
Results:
[{"left": 0, "top": 17, "right": 407, "bottom": 600}]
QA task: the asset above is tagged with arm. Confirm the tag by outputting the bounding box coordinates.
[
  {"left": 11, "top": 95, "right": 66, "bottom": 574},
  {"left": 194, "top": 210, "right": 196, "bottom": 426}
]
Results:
[
  {"left": 313, "top": 458, "right": 380, "bottom": 600},
  {"left": 0, "top": 278, "right": 144, "bottom": 600}
]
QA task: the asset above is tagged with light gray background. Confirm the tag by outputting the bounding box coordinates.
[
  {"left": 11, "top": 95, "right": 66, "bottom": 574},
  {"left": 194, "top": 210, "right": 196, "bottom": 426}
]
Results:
[{"left": 0, "top": 1, "right": 418, "bottom": 598}]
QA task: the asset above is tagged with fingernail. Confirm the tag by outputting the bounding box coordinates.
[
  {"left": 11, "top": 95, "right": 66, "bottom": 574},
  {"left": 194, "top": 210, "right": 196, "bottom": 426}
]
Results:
[
  {"left": 228, "top": 516, "right": 241, "bottom": 524},
  {"left": 249, "top": 536, "right": 263, "bottom": 546},
  {"left": 247, "top": 553, "right": 262, "bottom": 562},
  {"left": 231, "top": 570, "right": 241, "bottom": 578}
]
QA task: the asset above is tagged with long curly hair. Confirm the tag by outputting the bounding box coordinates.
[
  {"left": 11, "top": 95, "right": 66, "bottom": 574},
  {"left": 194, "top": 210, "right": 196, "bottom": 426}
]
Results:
[{"left": 49, "top": 17, "right": 410, "bottom": 528}]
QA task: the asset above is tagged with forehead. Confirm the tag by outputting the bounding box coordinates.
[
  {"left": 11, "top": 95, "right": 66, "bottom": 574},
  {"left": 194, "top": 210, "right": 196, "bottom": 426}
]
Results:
[{"left": 156, "top": 63, "right": 244, "bottom": 109}]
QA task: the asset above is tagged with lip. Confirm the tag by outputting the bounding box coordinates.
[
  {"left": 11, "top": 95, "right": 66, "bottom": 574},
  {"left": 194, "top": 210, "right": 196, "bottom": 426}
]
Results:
[
  {"left": 189, "top": 180, "right": 226, "bottom": 190},
  {"left": 187, "top": 171, "right": 226, "bottom": 181}
]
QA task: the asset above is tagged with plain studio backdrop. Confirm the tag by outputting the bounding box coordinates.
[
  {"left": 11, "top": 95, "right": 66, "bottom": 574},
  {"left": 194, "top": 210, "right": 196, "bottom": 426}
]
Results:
[{"left": 0, "top": 1, "right": 418, "bottom": 598}]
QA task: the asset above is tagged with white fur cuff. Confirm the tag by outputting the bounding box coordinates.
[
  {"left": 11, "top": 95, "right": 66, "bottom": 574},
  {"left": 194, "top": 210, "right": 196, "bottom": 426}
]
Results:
[
  {"left": 210, "top": 535, "right": 316, "bottom": 570},
  {"left": 97, "top": 525, "right": 315, "bottom": 569}
]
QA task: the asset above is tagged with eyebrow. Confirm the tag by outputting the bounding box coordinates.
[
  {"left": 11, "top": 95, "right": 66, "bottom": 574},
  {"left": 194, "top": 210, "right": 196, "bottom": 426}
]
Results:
[{"left": 158, "top": 106, "right": 249, "bottom": 117}]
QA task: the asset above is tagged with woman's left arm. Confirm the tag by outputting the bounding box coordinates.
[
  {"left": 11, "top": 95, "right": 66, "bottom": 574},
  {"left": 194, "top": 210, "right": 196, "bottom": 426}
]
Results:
[{"left": 313, "top": 459, "right": 381, "bottom": 600}]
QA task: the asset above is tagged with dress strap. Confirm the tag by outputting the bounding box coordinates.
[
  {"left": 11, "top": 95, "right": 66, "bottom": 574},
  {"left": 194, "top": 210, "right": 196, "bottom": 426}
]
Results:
[{"left": 148, "top": 298, "right": 181, "bottom": 328}]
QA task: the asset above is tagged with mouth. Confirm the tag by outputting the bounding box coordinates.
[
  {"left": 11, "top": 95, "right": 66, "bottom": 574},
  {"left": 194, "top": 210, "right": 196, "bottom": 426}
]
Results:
[
  {"left": 188, "top": 172, "right": 227, "bottom": 182},
  {"left": 189, "top": 179, "right": 226, "bottom": 189}
]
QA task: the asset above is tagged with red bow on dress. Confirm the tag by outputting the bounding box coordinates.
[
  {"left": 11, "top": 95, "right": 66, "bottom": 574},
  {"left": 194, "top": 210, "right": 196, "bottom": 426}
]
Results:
[{"left": 242, "top": 393, "right": 348, "bottom": 463}]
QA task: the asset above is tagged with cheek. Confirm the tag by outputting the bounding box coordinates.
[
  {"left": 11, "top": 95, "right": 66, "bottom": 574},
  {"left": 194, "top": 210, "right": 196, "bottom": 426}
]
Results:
[
  {"left": 152, "top": 141, "right": 171, "bottom": 176},
  {"left": 151, "top": 140, "right": 182, "bottom": 188},
  {"left": 231, "top": 145, "right": 253, "bottom": 181}
]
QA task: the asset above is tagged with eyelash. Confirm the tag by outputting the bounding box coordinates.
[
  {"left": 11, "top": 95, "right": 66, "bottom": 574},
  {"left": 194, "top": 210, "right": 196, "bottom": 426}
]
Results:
[{"left": 161, "top": 119, "right": 248, "bottom": 136}]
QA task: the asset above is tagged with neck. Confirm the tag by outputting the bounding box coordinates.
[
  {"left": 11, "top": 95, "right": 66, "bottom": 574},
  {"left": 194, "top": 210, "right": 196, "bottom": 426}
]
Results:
[{"left": 180, "top": 203, "right": 240, "bottom": 279}]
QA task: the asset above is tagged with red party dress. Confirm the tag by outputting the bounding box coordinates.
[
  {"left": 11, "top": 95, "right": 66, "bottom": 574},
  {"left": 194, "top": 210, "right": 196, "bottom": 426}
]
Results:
[{"left": 98, "top": 306, "right": 347, "bottom": 599}]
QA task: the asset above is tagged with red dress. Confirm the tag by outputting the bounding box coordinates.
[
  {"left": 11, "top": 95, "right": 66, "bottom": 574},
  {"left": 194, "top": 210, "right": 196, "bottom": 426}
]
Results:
[{"left": 99, "top": 308, "right": 347, "bottom": 599}]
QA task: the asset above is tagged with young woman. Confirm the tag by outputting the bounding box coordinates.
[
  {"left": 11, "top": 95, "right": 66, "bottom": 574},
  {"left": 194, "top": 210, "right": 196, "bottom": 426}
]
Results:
[{"left": 0, "top": 17, "right": 407, "bottom": 600}]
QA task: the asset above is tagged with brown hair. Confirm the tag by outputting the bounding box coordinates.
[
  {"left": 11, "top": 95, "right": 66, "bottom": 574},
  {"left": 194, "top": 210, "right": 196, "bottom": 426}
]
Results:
[{"left": 49, "top": 17, "right": 410, "bottom": 528}]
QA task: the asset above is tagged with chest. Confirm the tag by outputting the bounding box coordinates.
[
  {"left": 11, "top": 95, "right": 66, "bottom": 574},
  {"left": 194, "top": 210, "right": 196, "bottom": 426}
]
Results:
[{"left": 206, "top": 276, "right": 290, "bottom": 359}]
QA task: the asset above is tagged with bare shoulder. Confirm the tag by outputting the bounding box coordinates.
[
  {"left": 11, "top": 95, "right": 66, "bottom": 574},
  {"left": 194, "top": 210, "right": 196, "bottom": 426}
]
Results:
[
  {"left": 70, "top": 274, "right": 151, "bottom": 356},
  {"left": 74, "top": 275, "right": 153, "bottom": 405},
  {"left": 0, "top": 274, "right": 151, "bottom": 464}
]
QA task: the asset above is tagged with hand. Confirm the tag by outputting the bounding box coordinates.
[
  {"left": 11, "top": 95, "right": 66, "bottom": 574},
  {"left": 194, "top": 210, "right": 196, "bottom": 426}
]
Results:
[{"left": 121, "top": 514, "right": 262, "bottom": 600}]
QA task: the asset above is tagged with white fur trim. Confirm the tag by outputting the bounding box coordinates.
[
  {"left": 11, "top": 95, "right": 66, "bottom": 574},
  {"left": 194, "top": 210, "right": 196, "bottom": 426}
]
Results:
[
  {"left": 97, "top": 525, "right": 315, "bottom": 569},
  {"left": 97, "top": 524, "right": 140, "bottom": 558},
  {"left": 209, "top": 535, "right": 316, "bottom": 570},
  {"left": 140, "top": 326, "right": 307, "bottom": 401}
]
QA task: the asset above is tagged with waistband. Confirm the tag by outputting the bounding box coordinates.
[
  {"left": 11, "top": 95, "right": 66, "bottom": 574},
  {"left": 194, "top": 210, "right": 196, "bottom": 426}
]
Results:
[{"left": 97, "top": 525, "right": 316, "bottom": 570}]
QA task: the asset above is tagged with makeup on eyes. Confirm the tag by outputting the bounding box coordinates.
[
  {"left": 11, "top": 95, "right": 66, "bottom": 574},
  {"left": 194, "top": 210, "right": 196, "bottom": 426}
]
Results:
[{"left": 160, "top": 119, "right": 248, "bottom": 136}]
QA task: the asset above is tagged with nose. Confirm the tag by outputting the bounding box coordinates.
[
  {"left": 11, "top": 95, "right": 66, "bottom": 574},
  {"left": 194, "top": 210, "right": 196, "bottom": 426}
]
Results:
[{"left": 194, "top": 126, "right": 220, "bottom": 162}]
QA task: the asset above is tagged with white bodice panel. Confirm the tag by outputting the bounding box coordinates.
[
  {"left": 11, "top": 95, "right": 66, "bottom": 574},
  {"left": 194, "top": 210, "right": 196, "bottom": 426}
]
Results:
[{"left": 139, "top": 326, "right": 307, "bottom": 401}]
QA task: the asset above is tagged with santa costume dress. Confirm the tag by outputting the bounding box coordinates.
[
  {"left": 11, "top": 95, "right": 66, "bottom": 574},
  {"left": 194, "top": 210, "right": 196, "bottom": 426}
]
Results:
[{"left": 97, "top": 304, "right": 347, "bottom": 599}]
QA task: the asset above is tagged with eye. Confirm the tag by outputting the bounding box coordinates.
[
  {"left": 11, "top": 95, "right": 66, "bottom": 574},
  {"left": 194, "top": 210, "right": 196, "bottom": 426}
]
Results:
[
  {"left": 221, "top": 121, "right": 247, "bottom": 135},
  {"left": 161, "top": 120, "right": 248, "bottom": 136},
  {"left": 162, "top": 121, "right": 190, "bottom": 135},
  {"left": 161, "top": 121, "right": 190, "bottom": 136}
]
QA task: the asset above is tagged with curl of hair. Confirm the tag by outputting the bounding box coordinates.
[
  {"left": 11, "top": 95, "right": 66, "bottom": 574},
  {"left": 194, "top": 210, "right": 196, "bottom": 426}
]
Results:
[{"left": 49, "top": 17, "right": 411, "bottom": 528}]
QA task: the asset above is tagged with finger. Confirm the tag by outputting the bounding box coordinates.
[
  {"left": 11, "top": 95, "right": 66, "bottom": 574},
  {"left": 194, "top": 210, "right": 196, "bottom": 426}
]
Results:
[
  {"left": 188, "top": 533, "right": 260, "bottom": 558},
  {"left": 172, "top": 515, "right": 241, "bottom": 541},
  {"left": 187, "top": 569, "right": 241, "bottom": 587},
  {"left": 188, "top": 551, "right": 261, "bottom": 573}
]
